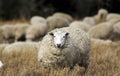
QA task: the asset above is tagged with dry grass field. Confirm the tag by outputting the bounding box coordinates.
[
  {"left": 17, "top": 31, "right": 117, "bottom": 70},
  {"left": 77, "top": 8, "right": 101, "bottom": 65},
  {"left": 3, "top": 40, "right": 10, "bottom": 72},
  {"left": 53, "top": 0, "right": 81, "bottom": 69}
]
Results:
[
  {"left": 0, "top": 40, "right": 120, "bottom": 76},
  {"left": 0, "top": 21, "right": 120, "bottom": 76}
]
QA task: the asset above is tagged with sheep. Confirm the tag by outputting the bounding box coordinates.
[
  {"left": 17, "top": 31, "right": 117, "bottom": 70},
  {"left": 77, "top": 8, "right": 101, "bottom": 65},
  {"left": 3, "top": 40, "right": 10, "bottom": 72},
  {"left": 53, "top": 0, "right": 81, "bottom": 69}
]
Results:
[
  {"left": 91, "top": 38, "right": 112, "bottom": 45},
  {"left": 113, "top": 22, "right": 120, "bottom": 34},
  {"left": 0, "top": 24, "right": 16, "bottom": 42},
  {"left": 3, "top": 42, "right": 41, "bottom": 54},
  {"left": 53, "top": 12, "right": 73, "bottom": 23},
  {"left": 0, "top": 61, "right": 3, "bottom": 68},
  {"left": 91, "top": 38, "right": 117, "bottom": 49},
  {"left": 38, "top": 27, "right": 91, "bottom": 70},
  {"left": 30, "top": 16, "right": 47, "bottom": 25},
  {"left": 46, "top": 16, "right": 69, "bottom": 31},
  {"left": 0, "top": 24, "right": 29, "bottom": 42},
  {"left": 106, "top": 13, "right": 120, "bottom": 21},
  {"left": 83, "top": 17, "right": 96, "bottom": 26},
  {"left": 25, "top": 23, "right": 48, "bottom": 41},
  {"left": 69, "top": 21, "right": 91, "bottom": 32},
  {"left": 88, "top": 22, "right": 111, "bottom": 39},
  {"left": 110, "top": 22, "right": 120, "bottom": 40},
  {"left": 14, "top": 23, "right": 29, "bottom": 42},
  {"left": 0, "top": 29, "right": 6, "bottom": 43},
  {"left": 93, "top": 9, "right": 108, "bottom": 24},
  {"left": 88, "top": 19, "right": 120, "bottom": 39}
]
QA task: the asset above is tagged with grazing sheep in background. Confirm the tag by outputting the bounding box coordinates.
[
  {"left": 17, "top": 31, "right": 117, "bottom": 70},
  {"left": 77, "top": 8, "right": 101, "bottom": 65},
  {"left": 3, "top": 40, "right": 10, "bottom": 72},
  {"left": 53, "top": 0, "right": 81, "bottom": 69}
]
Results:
[
  {"left": 30, "top": 16, "right": 47, "bottom": 25},
  {"left": 53, "top": 12, "right": 73, "bottom": 23},
  {"left": 93, "top": 9, "right": 108, "bottom": 24},
  {"left": 108, "top": 18, "right": 120, "bottom": 24},
  {"left": 0, "top": 24, "right": 29, "bottom": 42},
  {"left": 83, "top": 17, "right": 96, "bottom": 26},
  {"left": 46, "top": 16, "right": 69, "bottom": 31},
  {"left": 88, "top": 22, "right": 111, "bottom": 39},
  {"left": 3, "top": 42, "right": 41, "bottom": 54},
  {"left": 26, "top": 23, "right": 48, "bottom": 41},
  {"left": 69, "top": 21, "right": 90, "bottom": 32},
  {"left": 0, "top": 61, "right": 3, "bottom": 68},
  {"left": 91, "top": 38, "right": 112, "bottom": 45},
  {"left": 0, "top": 24, "right": 16, "bottom": 42},
  {"left": 14, "top": 23, "right": 29, "bottom": 42},
  {"left": 38, "top": 27, "right": 91, "bottom": 70},
  {"left": 111, "top": 22, "right": 120, "bottom": 40},
  {"left": 113, "top": 22, "right": 120, "bottom": 34},
  {"left": 88, "top": 19, "right": 120, "bottom": 39},
  {"left": 106, "top": 13, "right": 120, "bottom": 21},
  {"left": 0, "top": 29, "right": 6, "bottom": 43}
]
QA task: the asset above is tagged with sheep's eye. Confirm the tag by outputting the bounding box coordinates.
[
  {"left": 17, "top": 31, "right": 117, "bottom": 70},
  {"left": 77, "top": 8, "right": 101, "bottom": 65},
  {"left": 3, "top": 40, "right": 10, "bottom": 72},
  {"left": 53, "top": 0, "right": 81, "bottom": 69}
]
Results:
[
  {"left": 49, "top": 32, "right": 54, "bottom": 36},
  {"left": 65, "top": 33, "right": 69, "bottom": 36}
]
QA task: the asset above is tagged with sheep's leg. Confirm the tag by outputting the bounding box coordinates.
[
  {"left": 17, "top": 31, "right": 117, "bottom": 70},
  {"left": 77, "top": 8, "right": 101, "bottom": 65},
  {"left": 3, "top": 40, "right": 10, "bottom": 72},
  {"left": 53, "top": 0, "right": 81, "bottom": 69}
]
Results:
[
  {"left": 84, "top": 63, "right": 89, "bottom": 73},
  {"left": 25, "top": 35, "right": 33, "bottom": 42},
  {"left": 26, "top": 38, "right": 32, "bottom": 42},
  {"left": 3, "top": 36, "right": 9, "bottom": 43},
  {"left": 78, "top": 57, "right": 90, "bottom": 73},
  {"left": 15, "top": 33, "right": 22, "bottom": 42},
  {"left": 15, "top": 36, "right": 18, "bottom": 42}
]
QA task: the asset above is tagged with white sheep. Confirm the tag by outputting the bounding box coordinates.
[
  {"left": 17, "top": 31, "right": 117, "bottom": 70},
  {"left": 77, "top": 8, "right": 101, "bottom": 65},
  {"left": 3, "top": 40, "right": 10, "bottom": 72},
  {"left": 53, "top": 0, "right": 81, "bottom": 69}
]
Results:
[
  {"left": 113, "top": 22, "right": 120, "bottom": 34},
  {"left": 110, "top": 22, "right": 120, "bottom": 40},
  {"left": 0, "top": 24, "right": 15, "bottom": 41},
  {"left": 47, "top": 16, "right": 69, "bottom": 31},
  {"left": 88, "top": 22, "right": 112, "bottom": 39},
  {"left": 38, "top": 27, "right": 91, "bottom": 70},
  {"left": 14, "top": 23, "right": 29, "bottom": 42},
  {"left": 69, "top": 21, "right": 91, "bottom": 32},
  {"left": 0, "top": 23, "right": 29, "bottom": 42},
  {"left": 30, "top": 16, "right": 47, "bottom": 25},
  {"left": 91, "top": 38, "right": 112, "bottom": 45},
  {"left": 3, "top": 42, "right": 41, "bottom": 54},
  {"left": 83, "top": 17, "right": 96, "bottom": 26},
  {"left": 88, "top": 19, "right": 120, "bottom": 39},
  {"left": 106, "top": 13, "right": 120, "bottom": 21},
  {"left": 0, "top": 29, "right": 6, "bottom": 43},
  {"left": 25, "top": 23, "right": 48, "bottom": 41},
  {"left": 53, "top": 12, "right": 73, "bottom": 23},
  {"left": 93, "top": 9, "right": 108, "bottom": 24}
]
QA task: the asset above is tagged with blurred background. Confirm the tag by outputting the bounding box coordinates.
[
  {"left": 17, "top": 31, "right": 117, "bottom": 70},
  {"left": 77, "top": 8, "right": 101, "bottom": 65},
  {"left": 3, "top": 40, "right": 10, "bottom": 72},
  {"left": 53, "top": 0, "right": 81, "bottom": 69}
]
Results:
[{"left": 0, "top": 0, "right": 120, "bottom": 20}]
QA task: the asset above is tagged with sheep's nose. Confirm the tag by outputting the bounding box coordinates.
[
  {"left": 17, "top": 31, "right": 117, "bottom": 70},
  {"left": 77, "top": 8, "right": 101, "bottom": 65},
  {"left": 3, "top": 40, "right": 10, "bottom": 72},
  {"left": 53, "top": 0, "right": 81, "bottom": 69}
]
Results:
[{"left": 57, "top": 44, "right": 61, "bottom": 48}]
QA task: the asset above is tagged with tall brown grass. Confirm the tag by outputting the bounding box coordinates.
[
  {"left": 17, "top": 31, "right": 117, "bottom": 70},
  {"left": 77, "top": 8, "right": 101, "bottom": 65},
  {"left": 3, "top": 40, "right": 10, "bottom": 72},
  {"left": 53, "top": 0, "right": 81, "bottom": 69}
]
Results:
[{"left": 0, "top": 40, "right": 120, "bottom": 76}]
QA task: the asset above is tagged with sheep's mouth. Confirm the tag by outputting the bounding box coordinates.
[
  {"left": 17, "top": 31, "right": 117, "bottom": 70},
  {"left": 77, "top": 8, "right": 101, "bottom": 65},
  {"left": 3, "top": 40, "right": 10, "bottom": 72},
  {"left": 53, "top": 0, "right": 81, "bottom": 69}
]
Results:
[
  {"left": 57, "top": 45, "right": 62, "bottom": 48},
  {"left": 53, "top": 53, "right": 62, "bottom": 56},
  {"left": 56, "top": 46, "right": 64, "bottom": 50}
]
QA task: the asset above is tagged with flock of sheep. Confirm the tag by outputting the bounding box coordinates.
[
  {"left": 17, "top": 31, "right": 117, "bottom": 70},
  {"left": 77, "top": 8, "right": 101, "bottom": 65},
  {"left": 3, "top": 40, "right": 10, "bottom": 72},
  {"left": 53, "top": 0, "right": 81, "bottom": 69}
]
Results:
[{"left": 0, "top": 8, "right": 120, "bottom": 72}]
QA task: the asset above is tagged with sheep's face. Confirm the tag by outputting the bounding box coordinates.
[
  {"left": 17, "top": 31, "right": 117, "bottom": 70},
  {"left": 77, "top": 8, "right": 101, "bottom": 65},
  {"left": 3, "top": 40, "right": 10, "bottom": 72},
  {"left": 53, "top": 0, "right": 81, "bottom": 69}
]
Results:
[{"left": 49, "top": 31, "right": 69, "bottom": 48}]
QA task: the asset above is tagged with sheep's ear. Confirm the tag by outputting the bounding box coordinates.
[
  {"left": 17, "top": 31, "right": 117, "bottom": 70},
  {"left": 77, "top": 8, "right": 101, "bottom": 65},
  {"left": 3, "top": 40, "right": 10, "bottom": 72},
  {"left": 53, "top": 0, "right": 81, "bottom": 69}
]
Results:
[
  {"left": 65, "top": 32, "right": 69, "bottom": 36},
  {"left": 49, "top": 32, "right": 54, "bottom": 36}
]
